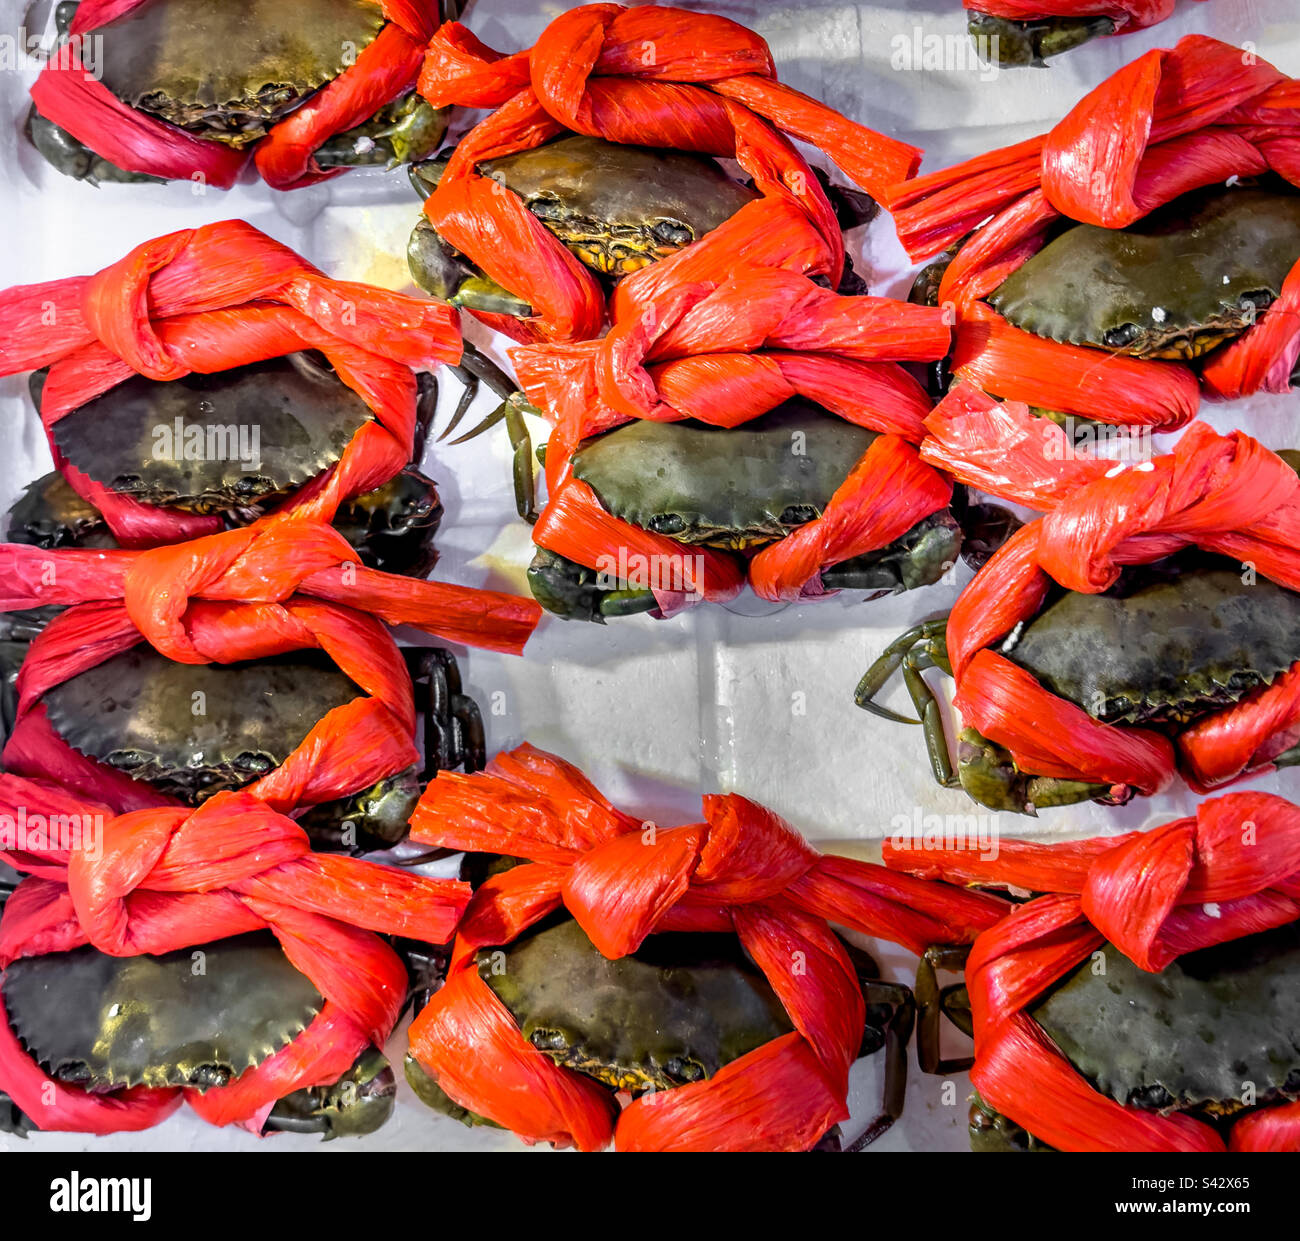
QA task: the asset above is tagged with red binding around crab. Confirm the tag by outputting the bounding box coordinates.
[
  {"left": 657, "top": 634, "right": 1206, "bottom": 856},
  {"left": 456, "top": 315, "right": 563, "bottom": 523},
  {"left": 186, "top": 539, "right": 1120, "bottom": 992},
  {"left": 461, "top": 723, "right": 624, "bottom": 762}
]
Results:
[
  {"left": 29, "top": 0, "right": 443, "bottom": 189},
  {"left": 510, "top": 262, "right": 955, "bottom": 610},
  {"left": 883, "top": 35, "right": 1300, "bottom": 428},
  {"left": 0, "top": 221, "right": 461, "bottom": 547},
  {"left": 416, "top": 2, "right": 921, "bottom": 343},
  {"left": 0, "top": 771, "right": 469, "bottom": 1134},
  {"left": 405, "top": 744, "right": 1008, "bottom": 1152},
  {"left": 915, "top": 381, "right": 1300, "bottom": 798},
  {"left": 0, "top": 513, "right": 540, "bottom": 812},
  {"left": 885, "top": 791, "right": 1300, "bottom": 1151}
]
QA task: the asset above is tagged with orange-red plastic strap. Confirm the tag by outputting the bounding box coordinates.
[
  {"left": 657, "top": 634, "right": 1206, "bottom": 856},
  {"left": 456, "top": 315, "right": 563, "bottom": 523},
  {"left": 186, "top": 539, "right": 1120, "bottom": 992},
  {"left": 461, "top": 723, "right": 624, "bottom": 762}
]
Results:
[
  {"left": 404, "top": 743, "right": 1006, "bottom": 1150},
  {"left": 0, "top": 777, "right": 470, "bottom": 1134},
  {"left": 885, "top": 792, "right": 1300, "bottom": 1150}
]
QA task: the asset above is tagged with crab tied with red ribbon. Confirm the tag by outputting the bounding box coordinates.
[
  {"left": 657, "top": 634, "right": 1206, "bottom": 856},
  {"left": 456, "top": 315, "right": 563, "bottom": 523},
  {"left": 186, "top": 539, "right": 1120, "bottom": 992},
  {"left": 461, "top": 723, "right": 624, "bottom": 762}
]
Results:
[
  {"left": 28, "top": 0, "right": 456, "bottom": 189},
  {"left": 858, "top": 382, "right": 1300, "bottom": 813},
  {"left": 405, "top": 744, "right": 1008, "bottom": 1151},
  {"left": 0, "top": 220, "right": 462, "bottom": 549},
  {"left": 886, "top": 790, "right": 1300, "bottom": 1151},
  {"left": 0, "top": 767, "right": 470, "bottom": 1137},
  {"left": 506, "top": 261, "right": 958, "bottom": 620},
  {"left": 412, "top": 2, "right": 921, "bottom": 343},
  {"left": 884, "top": 35, "right": 1300, "bottom": 429}
]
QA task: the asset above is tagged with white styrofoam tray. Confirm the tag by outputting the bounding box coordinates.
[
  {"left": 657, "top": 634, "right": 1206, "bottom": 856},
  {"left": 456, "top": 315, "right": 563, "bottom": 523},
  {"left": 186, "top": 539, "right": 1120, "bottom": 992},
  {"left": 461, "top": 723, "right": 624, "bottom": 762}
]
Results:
[{"left": 1, "top": 0, "right": 1298, "bottom": 1152}]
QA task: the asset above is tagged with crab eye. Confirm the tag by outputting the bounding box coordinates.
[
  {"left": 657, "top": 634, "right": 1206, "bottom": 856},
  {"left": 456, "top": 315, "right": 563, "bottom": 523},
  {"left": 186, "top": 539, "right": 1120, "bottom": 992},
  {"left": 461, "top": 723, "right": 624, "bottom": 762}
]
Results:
[
  {"left": 1240, "top": 289, "right": 1274, "bottom": 312},
  {"left": 233, "top": 751, "right": 275, "bottom": 775},
  {"left": 648, "top": 513, "right": 687, "bottom": 535},
  {"left": 1102, "top": 323, "right": 1141, "bottom": 349},
  {"left": 779, "top": 505, "right": 819, "bottom": 527},
  {"left": 528, "top": 195, "right": 564, "bottom": 221},
  {"left": 652, "top": 219, "right": 692, "bottom": 247}
]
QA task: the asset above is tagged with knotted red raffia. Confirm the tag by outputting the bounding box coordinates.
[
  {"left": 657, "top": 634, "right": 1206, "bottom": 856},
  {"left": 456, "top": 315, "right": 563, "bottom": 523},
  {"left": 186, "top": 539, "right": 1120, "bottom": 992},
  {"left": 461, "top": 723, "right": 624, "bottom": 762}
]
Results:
[
  {"left": 963, "top": 0, "right": 1180, "bottom": 33},
  {"left": 0, "top": 517, "right": 539, "bottom": 813},
  {"left": 883, "top": 35, "right": 1300, "bottom": 425},
  {"left": 417, "top": 3, "right": 921, "bottom": 342},
  {"left": 30, "top": 0, "right": 440, "bottom": 189},
  {"left": 511, "top": 264, "right": 954, "bottom": 608},
  {"left": 0, "top": 221, "right": 460, "bottom": 547},
  {"left": 886, "top": 791, "right": 1300, "bottom": 1151},
  {"left": 0, "top": 774, "right": 469, "bottom": 1134},
  {"left": 405, "top": 744, "right": 1008, "bottom": 1151},
  {"left": 918, "top": 382, "right": 1300, "bottom": 798}
]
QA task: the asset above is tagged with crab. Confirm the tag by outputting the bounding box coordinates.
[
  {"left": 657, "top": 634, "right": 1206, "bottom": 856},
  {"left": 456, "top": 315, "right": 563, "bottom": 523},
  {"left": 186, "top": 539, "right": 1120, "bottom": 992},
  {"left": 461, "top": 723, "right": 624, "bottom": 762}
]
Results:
[
  {"left": 527, "top": 399, "right": 964, "bottom": 622},
  {"left": 988, "top": 186, "right": 1300, "bottom": 363},
  {"left": 882, "top": 38, "right": 1300, "bottom": 427},
  {"left": 406, "top": 912, "right": 914, "bottom": 1151},
  {"left": 9, "top": 640, "right": 483, "bottom": 854},
  {"left": 939, "top": 923, "right": 1300, "bottom": 1152},
  {"left": 26, "top": 0, "right": 457, "bottom": 186},
  {"left": 8, "top": 467, "right": 444, "bottom": 579},
  {"left": 888, "top": 792, "right": 1300, "bottom": 1152},
  {"left": 859, "top": 549, "right": 1300, "bottom": 813},
  {"left": 408, "top": 136, "right": 873, "bottom": 318},
  {"left": 0, "top": 931, "right": 394, "bottom": 1140},
  {"left": 857, "top": 383, "right": 1300, "bottom": 813}
]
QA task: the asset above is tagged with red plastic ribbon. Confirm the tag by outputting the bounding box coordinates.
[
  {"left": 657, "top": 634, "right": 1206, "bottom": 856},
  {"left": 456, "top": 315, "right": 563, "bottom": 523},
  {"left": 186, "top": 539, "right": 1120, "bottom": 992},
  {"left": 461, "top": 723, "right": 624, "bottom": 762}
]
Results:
[
  {"left": 886, "top": 791, "right": 1300, "bottom": 1151},
  {"left": 0, "top": 517, "right": 540, "bottom": 811},
  {"left": 0, "top": 221, "right": 461, "bottom": 546},
  {"left": 963, "top": 0, "right": 1179, "bottom": 31},
  {"left": 0, "top": 774, "right": 469, "bottom": 1134},
  {"left": 918, "top": 383, "right": 1300, "bottom": 796},
  {"left": 30, "top": 0, "right": 439, "bottom": 189},
  {"left": 512, "top": 264, "right": 953, "bottom": 608},
  {"left": 884, "top": 35, "right": 1300, "bottom": 423},
  {"left": 417, "top": 3, "right": 921, "bottom": 342},
  {"left": 406, "top": 744, "right": 1007, "bottom": 1151}
]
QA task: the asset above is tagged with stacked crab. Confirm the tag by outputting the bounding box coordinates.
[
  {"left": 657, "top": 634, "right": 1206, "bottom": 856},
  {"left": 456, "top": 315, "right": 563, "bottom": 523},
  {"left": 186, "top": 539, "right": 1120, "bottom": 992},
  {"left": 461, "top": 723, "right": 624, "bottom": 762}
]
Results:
[
  {"left": 8, "top": 0, "right": 1300, "bottom": 1159},
  {"left": 0, "top": 1, "right": 1016, "bottom": 1154},
  {"left": 855, "top": 34, "right": 1300, "bottom": 1150},
  {"left": 0, "top": 222, "right": 543, "bottom": 1138}
]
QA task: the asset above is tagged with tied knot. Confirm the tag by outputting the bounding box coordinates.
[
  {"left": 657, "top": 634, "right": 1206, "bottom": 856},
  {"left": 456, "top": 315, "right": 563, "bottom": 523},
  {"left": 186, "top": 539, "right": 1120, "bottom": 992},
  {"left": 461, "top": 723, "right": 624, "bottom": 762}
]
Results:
[
  {"left": 1037, "top": 423, "right": 1300, "bottom": 594},
  {"left": 1079, "top": 792, "right": 1300, "bottom": 972},
  {"left": 123, "top": 520, "right": 360, "bottom": 663},
  {"left": 64, "top": 791, "right": 311, "bottom": 958},
  {"left": 562, "top": 792, "right": 820, "bottom": 958},
  {"left": 527, "top": 4, "right": 774, "bottom": 129}
]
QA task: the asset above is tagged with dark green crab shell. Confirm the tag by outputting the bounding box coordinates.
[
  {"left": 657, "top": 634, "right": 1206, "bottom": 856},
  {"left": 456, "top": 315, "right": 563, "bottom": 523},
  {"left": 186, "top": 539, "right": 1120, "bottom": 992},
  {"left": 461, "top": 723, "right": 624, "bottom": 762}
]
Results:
[
  {"left": 42, "top": 645, "right": 358, "bottom": 797},
  {"left": 477, "top": 135, "right": 760, "bottom": 278},
  {"left": 991, "top": 188, "right": 1300, "bottom": 360},
  {"left": 4, "top": 931, "right": 320, "bottom": 1091},
  {"left": 95, "top": 0, "right": 386, "bottom": 147},
  {"left": 1005, "top": 565, "right": 1300, "bottom": 727},
  {"left": 572, "top": 398, "right": 876, "bottom": 549},
  {"left": 481, "top": 917, "right": 792, "bottom": 1094},
  {"left": 6, "top": 468, "right": 443, "bottom": 577},
  {"left": 2, "top": 930, "right": 396, "bottom": 1137},
  {"left": 408, "top": 135, "right": 759, "bottom": 311},
  {"left": 1033, "top": 921, "right": 1300, "bottom": 1121},
  {"left": 50, "top": 352, "right": 372, "bottom": 517}
]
